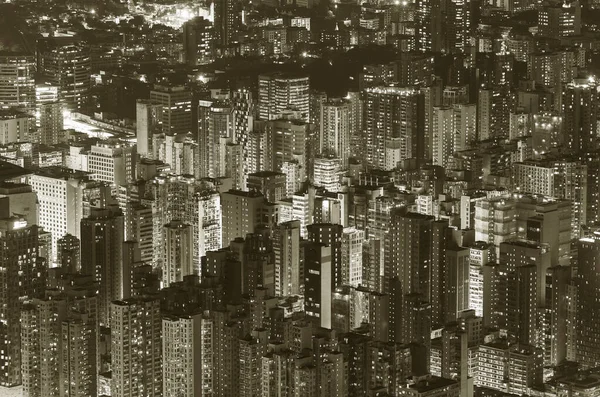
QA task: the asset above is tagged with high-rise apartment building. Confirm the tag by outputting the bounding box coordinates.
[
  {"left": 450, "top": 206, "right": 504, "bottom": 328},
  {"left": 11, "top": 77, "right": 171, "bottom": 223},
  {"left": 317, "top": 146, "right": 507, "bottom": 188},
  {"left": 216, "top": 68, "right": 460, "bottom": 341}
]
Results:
[
  {"left": 313, "top": 157, "right": 343, "bottom": 192},
  {"left": 304, "top": 242, "right": 332, "bottom": 329},
  {"left": 80, "top": 206, "right": 125, "bottom": 327},
  {"left": 150, "top": 84, "right": 192, "bottom": 136},
  {"left": 576, "top": 233, "right": 600, "bottom": 369},
  {"left": 320, "top": 98, "right": 351, "bottom": 166},
  {"left": 136, "top": 100, "right": 162, "bottom": 158},
  {"left": 538, "top": 1, "right": 581, "bottom": 38},
  {"left": 432, "top": 106, "right": 454, "bottom": 167},
  {"left": 513, "top": 160, "right": 587, "bottom": 234},
  {"left": 364, "top": 86, "right": 425, "bottom": 170},
  {"left": 220, "top": 189, "right": 276, "bottom": 247},
  {"left": 59, "top": 275, "right": 98, "bottom": 397},
  {"left": 561, "top": 79, "right": 598, "bottom": 154},
  {"left": 21, "top": 298, "right": 65, "bottom": 397},
  {"left": 197, "top": 96, "right": 233, "bottom": 179},
  {"left": 247, "top": 171, "right": 286, "bottom": 203},
  {"left": 0, "top": 53, "right": 36, "bottom": 113},
  {"left": 29, "top": 167, "right": 108, "bottom": 262},
  {"left": 111, "top": 296, "right": 162, "bottom": 397},
  {"left": 38, "top": 42, "right": 90, "bottom": 111},
  {"left": 474, "top": 197, "right": 516, "bottom": 260},
  {"left": 385, "top": 209, "right": 434, "bottom": 354},
  {"left": 256, "top": 116, "right": 310, "bottom": 172},
  {"left": 546, "top": 266, "right": 576, "bottom": 366},
  {"left": 162, "top": 312, "right": 213, "bottom": 397},
  {"left": 477, "top": 85, "right": 511, "bottom": 140},
  {"left": 341, "top": 227, "right": 364, "bottom": 287},
  {"left": 214, "top": 0, "right": 241, "bottom": 50},
  {"left": 468, "top": 242, "right": 491, "bottom": 318},
  {"left": 415, "top": 0, "right": 442, "bottom": 52},
  {"left": 151, "top": 176, "right": 222, "bottom": 271},
  {"left": 307, "top": 223, "right": 343, "bottom": 290},
  {"left": 163, "top": 220, "right": 194, "bottom": 288},
  {"left": 0, "top": 109, "right": 30, "bottom": 144},
  {"left": 0, "top": 218, "right": 46, "bottom": 387},
  {"left": 198, "top": 190, "right": 222, "bottom": 259},
  {"left": 258, "top": 73, "right": 310, "bottom": 122},
  {"left": 183, "top": 17, "right": 214, "bottom": 65},
  {"left": 56, "top": 233, "right": 80, "bottom": 272},
  {"left": 35, "top": 84, "right": 63, "bottom": 145},
  {"left": 273, "top": 220, "right": 302, "bottom": 297},
  {"left": 443, "top": 246, "right": 470, "bottom": 323},
  {"left": 87, "top": 142, "right": 135, "bottom": 188}
]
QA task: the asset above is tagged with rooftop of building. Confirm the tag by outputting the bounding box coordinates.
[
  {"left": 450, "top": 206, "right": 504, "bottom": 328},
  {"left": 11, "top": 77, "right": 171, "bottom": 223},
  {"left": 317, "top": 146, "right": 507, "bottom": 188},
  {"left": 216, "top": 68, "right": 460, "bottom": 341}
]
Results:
[
  {"left": 248, "top": 170, "right": 286, "bottom": 178},
  {"left": 409, "top": 376, "right": 458, "bottom": 392},
  {"left": 0, "top": 181, "right": 32, "bottom": 193},
  {"left": 31, "top": 166, "right": 92, "bottom": 181},
  {"left": 0, "top": 108, "right": 29, "bottom": 119},
  {"left": 481, "top": 339, "right": 510, "bottom": 350},
  {"left": 0, "top": 51, "right": 34, "bottom": 58},
  {"left": 258, "top": 71, "right": 309, "bottom": 80},
  {"left": 500, "top": 239, "right": 543, "bottom": 249},
  {"left": 557, "top": 368, "right": 600, "bottom": 389},
  {"left": 222, "top": 189, "right": 264, "bottom": 198},
  {"left": 394, "top": 209, "right": 435, "bottom": 221},
  {"left": 0, "top": 160, "right": 30, "bottom": 181}
]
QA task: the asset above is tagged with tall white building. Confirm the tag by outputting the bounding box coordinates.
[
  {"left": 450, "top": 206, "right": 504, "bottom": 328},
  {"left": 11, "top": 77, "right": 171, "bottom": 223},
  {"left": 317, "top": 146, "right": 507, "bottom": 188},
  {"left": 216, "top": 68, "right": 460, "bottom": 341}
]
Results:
[
  {"left": 88, "top": 143, "right": 135, "bottom": 188},
  {"left": 154, "top": 133, "right": 197, "bottom": 176},
  {"left": 432, "top": 104, "right": 476, "bottom": 167},
  {"left": 0, "top": 109, "right": 30, "bottom": 144},
  {"left": 320, "top": 99, "right": 351, "bottom": 166},
  {"left": 313, "top": 157, "right": 343, "bottom": 192},
  {"left": 151, "top": 176, "right": 223, "bottom": 272},
  {"left": 163, "top": 313, "right": 213, "bottom": 397},
  {"left": 36, "top": 84, "right": 63, "bottom": 145},
  {"left": 29, "top": 168, "right": 104, "bottom": 262},
  {"left": 281, "top": 160, "right": 304, "bottom": 198},
  {"left": 197, "top": 98, "right": 233, "bottom": 179},
  {"left": 258, "top": 73, "right": 310, "bottom": 122},
  {"left": 512, "top": 162, "right": 555, "bottom": 196},
  {"left": 292, "top": 191, "right": 312, "bottom": 239},
  {"left": 198, "top": 191, "right": 222, "bottom": 258},
  {"left": 342, "top": 227, "right": 364, "bottom": 287},
  {"left": 136, "top": 100, "right": 162, "bottom": 158}
]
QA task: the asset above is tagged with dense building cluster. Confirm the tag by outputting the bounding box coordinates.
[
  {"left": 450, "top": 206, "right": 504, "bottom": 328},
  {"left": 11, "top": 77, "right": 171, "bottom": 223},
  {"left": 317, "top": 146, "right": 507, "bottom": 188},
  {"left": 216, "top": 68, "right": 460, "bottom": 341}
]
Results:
[{"left": 3, "top": 0, "right": 600, "bottom": 396}]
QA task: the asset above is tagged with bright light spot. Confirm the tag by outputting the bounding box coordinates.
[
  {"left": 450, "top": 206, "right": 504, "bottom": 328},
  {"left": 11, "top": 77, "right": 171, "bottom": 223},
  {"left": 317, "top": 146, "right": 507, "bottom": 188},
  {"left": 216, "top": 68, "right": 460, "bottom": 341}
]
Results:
[
  {"left": 302, "top": 52, "right": 308, "bottom": 58},
  {"left": 589, "top": 75, "right": 596, "bottom": 84},
  {"left": 197, "top": 74, "right": 207, "bottom": 83},
  {"left": 63, "top": 109, "right": 72, "bottom": 120},
  {"left": 90, "top": 9, "right": 95, "bottom": 14}
]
